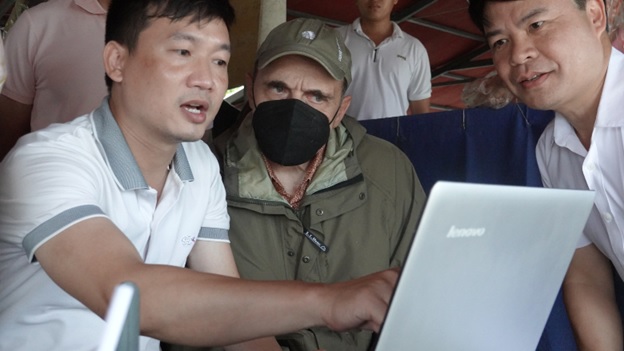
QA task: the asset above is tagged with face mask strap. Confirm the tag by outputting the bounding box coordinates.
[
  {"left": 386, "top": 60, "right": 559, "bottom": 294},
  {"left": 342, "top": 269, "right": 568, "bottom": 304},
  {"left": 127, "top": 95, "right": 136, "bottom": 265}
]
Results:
[
  {"left": 328, "top": 100, "right": 342, "bottom": 126},
  {"left": 251, "top": 65, "right": 260, "bottom": 110}
]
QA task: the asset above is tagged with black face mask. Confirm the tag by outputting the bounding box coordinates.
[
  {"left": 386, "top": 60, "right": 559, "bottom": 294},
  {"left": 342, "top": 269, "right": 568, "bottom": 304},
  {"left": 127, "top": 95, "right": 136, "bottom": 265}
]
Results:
[{"left": 252, "top": 99, "right": 330, "bottom": 166}]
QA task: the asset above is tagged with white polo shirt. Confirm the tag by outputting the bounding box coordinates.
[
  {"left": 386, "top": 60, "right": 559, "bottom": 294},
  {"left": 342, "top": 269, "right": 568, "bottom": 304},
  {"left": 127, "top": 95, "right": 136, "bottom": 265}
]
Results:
[
  {"left": 0, "top": 98, "right": 229, "bottom": 351},
  {"left": 536, "top": 48, "right": 624, "bottom": 279},
  {"left": 336, "top": 18, "right": 432, "bottom": 120}
]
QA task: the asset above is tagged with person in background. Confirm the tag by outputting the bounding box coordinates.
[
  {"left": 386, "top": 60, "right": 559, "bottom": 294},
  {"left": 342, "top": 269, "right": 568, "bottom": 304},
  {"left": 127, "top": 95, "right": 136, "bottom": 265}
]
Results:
[
  {"left": 0, "top": 0, "right": 109, "bottom": 160},
  {"left": 336, "top": 0, "right": 432, "bottom": 120},
  {"left": 0, "top": 1, "right": 400, "bottom": 350},
  {"left": 192, "top": 18, "right": 425, "bottom": 351},
  {"left": 468, "top": 0, "right": 623, "bottom": 349}
]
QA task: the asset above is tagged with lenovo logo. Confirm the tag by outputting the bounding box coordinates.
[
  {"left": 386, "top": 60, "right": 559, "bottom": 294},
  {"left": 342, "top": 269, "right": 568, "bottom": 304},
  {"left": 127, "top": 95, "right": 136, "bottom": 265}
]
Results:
[{"left": 446, "top": 225, "right": 486, "bottom": 238}]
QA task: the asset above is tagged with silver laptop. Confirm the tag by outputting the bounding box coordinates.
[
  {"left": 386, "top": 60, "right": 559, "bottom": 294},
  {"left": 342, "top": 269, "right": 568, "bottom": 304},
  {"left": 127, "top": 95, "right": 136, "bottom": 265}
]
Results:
[{"left": 372, "top": 181, "right": 594, "bottom": 351}]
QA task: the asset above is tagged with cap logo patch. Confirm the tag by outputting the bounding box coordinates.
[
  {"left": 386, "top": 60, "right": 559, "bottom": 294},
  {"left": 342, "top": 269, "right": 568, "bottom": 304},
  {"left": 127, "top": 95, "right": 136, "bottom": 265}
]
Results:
[
  {"left": 301, "top": 30, "right": 316, "bottom": 40},
  {"left": 335, "top": 37, "right": 343, "bottom": 62}
]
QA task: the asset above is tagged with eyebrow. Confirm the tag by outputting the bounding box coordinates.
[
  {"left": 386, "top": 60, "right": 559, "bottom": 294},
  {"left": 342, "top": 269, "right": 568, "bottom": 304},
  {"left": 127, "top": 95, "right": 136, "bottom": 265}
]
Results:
[
  {"left": 170, "top": 31, "right": 231, "bottom": 52},
  {"left": 484, "top": 7, "right": 548, "bottom": 40},
  {"left": 267, "top": 80, "right": 333, "bottom": 100}
]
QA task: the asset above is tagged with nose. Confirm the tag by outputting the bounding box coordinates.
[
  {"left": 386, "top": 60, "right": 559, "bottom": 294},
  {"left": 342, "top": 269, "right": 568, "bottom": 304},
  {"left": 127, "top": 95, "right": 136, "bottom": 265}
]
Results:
[
  {"left": 509, "top": 38, "right": 537, "bottom": 66},
  {"left": 188, "top": 61, "right": 216, "bottom": 91}
]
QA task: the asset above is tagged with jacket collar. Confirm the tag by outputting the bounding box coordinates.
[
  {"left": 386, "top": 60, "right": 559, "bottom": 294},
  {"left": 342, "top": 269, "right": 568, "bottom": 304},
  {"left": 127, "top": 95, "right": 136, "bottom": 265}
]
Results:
[{"left": 222, "top": 113, "right": 365, "bottom": 201}]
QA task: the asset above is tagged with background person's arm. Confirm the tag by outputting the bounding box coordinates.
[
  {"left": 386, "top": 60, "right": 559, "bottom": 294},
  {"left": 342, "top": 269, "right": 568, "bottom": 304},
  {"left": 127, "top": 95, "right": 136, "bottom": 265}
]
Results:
[
  {"left": 407, "top": 98, "right": 430, "bottom": 115},
  {"left": 35, "top": 217, "right": 397, "bottom": 347},
  {"left": 0, "top": 94, "right": 32, "bottom": 160},
  {"left": 564, "top": 244, "right": 623, "bottom": 351}
]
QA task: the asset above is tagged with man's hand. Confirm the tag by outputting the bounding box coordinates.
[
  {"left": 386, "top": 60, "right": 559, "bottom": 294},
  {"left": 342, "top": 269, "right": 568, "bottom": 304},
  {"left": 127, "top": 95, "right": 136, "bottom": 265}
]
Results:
[{"left": 318, "top": 268, "right": 400, "bottom": 333}]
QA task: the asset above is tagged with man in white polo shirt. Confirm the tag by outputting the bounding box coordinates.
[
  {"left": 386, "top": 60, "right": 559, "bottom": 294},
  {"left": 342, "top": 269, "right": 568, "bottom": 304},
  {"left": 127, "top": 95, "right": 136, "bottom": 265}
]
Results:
[
  {"left": 337, "top": 0, "right": 432, "bottom": 120},
  {"left": 0, "top": 1, "right": 399, "bottom": 350}
]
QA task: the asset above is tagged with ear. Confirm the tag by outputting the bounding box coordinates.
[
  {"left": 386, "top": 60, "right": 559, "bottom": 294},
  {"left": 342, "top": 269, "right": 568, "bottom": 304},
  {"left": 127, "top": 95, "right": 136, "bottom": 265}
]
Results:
[
  {"left": 585, "top": 0, "right": 607, "bottom": 37},
  {"left": 244, "top": 72, "right": 256, "bottom": 109},
  {"left": 331, "top": 95, "right": 352, "bottom": 128},
  {"left": 103, "top": 41, "right": 128, "bottom": 86}
]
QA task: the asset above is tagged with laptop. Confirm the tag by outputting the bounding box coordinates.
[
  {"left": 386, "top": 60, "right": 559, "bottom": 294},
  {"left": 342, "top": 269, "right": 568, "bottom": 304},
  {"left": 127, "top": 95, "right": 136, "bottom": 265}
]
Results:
[
  {"left": 371, "top": 181, "right": 594, "bottom": 351},
  {"left": 98, "top": 281, "right": 140, "bottom": 351}
]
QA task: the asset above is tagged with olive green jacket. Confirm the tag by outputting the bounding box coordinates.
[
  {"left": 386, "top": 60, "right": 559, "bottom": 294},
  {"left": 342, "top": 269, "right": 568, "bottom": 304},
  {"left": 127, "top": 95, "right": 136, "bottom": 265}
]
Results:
[{"left": 215, "top": 114, "right": 425, "bottom": 351}]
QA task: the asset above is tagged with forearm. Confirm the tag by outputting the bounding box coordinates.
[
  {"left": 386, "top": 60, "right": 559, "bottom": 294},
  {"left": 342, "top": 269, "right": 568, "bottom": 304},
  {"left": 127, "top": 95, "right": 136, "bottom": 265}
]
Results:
[
  {"left": 564, "top": 245, "right": 623, "bottom": 350},
  {"left": 407, "top": 99, "right": 430, "bottom": 115},
  {"left": 564, "top": 280, "right": 622, "bottom": 351},
  {"left": 133, "top": 266, "right": 326, "bottom": 346},
  {"left": 135, "top": 264, "right": 395, "bottom": 346}
]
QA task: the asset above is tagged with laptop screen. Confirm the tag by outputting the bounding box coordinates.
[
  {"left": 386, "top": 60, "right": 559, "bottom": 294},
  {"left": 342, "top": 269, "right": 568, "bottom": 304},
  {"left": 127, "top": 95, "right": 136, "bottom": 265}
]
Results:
[{"left": 371, "top": 182, "right": 594, "bottom": 351}]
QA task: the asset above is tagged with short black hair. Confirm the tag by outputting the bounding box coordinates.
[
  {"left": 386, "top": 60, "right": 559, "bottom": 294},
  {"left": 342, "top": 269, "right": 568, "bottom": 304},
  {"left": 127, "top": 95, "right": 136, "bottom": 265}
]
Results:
[
  {"left": 104, "top": 0, "right": 236, "bottom": 90},
  {"left": 468, "top": 0, "right": 587, "bottom": 33}
]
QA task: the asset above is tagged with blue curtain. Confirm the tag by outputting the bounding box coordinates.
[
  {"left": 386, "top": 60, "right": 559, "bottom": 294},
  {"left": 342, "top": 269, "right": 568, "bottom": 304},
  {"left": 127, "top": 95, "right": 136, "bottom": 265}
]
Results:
[
  {"left": 361, "top": 104, "right": 578, "bottom": 351},
  {"left": 360, "top": 103, "right": 552, "bottom": 194}
]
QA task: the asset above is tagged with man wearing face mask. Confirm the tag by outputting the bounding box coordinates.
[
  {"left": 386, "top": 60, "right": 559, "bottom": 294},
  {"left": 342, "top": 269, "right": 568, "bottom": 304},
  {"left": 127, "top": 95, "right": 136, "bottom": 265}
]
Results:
[{"left": 206, "top": 18, "right": 426, "bottom": 351}]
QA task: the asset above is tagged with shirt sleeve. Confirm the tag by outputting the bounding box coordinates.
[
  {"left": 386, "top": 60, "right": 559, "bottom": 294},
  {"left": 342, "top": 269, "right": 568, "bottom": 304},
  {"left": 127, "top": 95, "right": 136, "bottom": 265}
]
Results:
[
  {"left": 407, "top": 38, "right": 432, "bottom": 102},
  {"left": 0, "top": 131, "right": 108, "bottom": 262},
  {"left": 193, "top": 142, "right": 230, "bottom": 243}
]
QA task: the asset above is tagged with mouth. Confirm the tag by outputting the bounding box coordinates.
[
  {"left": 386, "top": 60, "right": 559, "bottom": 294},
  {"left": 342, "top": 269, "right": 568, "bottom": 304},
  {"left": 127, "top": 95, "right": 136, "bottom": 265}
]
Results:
[
  {"left": 182, "top": 103, "right": 207, "bottom": 114},
  {"left": 180, "top": 100, "right": 209, "bottom": 124},
  {"left": 521, "top": 73, "right": 543, "bottom": 83},
  {"left": 181, "top": 101, "right": 208, "bottom": 115},
  {"left": 516, "top": 71, "right": 549, "bottom": 89}
]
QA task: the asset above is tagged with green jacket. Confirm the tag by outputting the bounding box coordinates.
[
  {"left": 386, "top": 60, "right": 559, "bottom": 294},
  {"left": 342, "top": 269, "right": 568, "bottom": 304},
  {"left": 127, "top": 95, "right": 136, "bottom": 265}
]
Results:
[{"left": 215, "top": 114, "right": 426, "bottom": 351}]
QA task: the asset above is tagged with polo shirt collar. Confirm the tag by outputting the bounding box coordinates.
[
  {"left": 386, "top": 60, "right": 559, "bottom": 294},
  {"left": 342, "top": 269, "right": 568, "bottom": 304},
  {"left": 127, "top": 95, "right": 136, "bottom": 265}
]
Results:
[
  {"left": 390, "top": 22, "right": 404, "bottom": 40},
  {"left": 92, "top": 97, "right": 195, "bottom": 190},
  {"left": 73, "top": 0, "right": 107, "bottom": 15}
]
